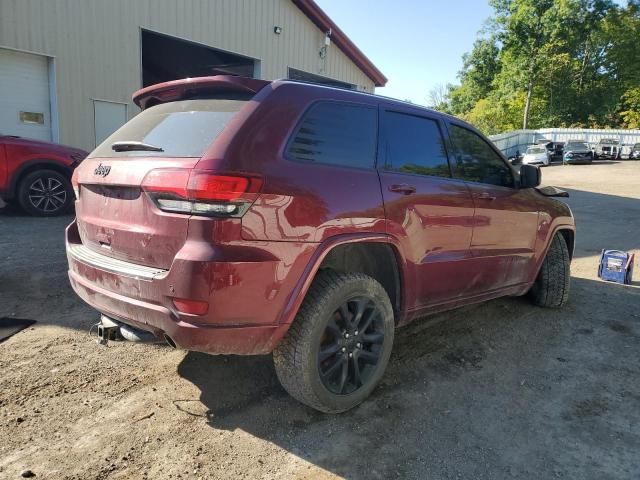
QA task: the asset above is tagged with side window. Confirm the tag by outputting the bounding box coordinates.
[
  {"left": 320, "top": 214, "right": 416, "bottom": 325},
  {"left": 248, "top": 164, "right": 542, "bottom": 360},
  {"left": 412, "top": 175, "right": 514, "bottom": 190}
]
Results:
[
  {"left": 286, "top": 102, "right": 377, "bottom": 169},
  {"left": 382, "top": 112, "right": 451, "bottom": 178},
  {"left": 449, "top": 124, "right": 514, "bottom": 188}
]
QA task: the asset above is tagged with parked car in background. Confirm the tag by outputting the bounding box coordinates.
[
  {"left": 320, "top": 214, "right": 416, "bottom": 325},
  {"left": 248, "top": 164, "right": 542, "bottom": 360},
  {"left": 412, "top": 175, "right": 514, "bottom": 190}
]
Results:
[
  {"left": 67, "top": 75, "right": 575, "bottom": 413},
  {"left": 546, "top": 142, "right": 565, "bottom": 162},
  {"left": 629, "top": 143, "right": 640, "bottom": 160},
  {"left": 563, "top": 141, "right": 594, "bottom": 165},
  {"left": 522, "top": 145, "right": 550, "bottom": 166},
  {"left": 594, "top": 138, "right": 621, "bottom": 159},
  {"left": 534, "top": 139, "right": 563, "bottom": 162},
  {"left": 0, "top": 135, "right": 88, "bottom": 216}
]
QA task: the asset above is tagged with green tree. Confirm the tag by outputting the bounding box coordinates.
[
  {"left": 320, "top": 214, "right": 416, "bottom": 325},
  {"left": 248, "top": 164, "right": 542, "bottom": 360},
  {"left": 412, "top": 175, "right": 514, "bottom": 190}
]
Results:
[
  {"left": 620, "top": 87, "right": 640, "bottom": 128},
  {"left": 448, "top": 37, "right": 501, "bottom": 115},
  {"left": 436, "top": 0, "right": 639, "bottom": 134}
]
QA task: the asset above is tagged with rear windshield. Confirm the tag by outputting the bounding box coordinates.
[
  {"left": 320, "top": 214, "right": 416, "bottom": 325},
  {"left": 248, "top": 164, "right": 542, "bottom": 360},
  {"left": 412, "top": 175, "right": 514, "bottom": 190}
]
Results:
[
  {"left": 526, "top": 146, "right": 545, "bottom": 154},
  {"left": 90, "top": 99, "right": 247, "bottom": 158}
]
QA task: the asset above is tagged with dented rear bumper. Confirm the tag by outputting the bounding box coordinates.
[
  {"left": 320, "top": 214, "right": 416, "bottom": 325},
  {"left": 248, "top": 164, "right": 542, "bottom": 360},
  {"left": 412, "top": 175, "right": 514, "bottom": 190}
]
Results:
[{"left": 65, "top": 220, "right": 295, "bottom": 354}]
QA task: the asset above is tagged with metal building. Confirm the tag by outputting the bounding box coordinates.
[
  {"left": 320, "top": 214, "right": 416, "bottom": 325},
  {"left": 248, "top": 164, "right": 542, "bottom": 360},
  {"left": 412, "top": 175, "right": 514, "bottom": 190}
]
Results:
[{"left": 0, "top": 0, "right": 386, "bottom": 151}]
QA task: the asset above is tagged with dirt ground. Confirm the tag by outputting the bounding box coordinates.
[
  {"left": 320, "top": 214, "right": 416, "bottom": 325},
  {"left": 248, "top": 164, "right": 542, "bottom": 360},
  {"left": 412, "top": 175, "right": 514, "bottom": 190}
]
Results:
[{"left": 1, "top": 161, "right": 639, "bottom": 480}]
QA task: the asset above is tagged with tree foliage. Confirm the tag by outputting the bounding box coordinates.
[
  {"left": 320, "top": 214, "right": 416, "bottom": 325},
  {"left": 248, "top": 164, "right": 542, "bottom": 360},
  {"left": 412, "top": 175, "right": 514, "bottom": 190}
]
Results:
[{"left": 435, "top": 0, "right": 640, "bottom": 134}]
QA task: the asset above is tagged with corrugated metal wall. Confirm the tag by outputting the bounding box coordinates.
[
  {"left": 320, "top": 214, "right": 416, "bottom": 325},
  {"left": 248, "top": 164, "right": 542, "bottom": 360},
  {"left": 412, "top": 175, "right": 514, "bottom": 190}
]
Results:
[
  {"left": 490, "top": 128, "right": 640, "bottom": 157},
  {"left": 0, "top": 0, "right": 376, "bottom": 151}
]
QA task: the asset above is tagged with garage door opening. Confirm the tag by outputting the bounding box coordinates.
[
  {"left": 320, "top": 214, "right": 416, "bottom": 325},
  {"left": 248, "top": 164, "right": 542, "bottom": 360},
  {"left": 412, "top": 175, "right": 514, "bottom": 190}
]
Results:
[
  {"left": 288, "top": 68, "right": 356, "bottom": 90},
  {"left": 141, "top": 30, "right": 257, "bottom": 87}
]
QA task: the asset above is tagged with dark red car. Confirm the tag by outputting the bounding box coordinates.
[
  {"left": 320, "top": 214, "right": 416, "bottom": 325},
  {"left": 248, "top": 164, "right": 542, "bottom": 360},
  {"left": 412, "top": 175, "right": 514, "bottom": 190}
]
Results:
[
  {"left": 66, "top": 76, "right": 575, "bottom": 412},
  {"left": 0, "top": 135, "right": 87, "bottom": 215}
]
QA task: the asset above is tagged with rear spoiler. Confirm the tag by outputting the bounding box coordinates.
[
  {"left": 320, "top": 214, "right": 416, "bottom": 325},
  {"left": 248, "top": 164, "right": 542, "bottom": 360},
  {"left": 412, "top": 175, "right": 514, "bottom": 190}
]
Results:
[{"left": 132, "top": 75, "right": 271, "bottom": 110}]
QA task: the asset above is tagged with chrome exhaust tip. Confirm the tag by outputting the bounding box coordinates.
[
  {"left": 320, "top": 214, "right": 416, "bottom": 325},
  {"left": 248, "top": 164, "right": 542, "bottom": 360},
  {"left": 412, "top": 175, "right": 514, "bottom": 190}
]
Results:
[{"left": 95, "top": 315, "right": 162, "bottom": 345}]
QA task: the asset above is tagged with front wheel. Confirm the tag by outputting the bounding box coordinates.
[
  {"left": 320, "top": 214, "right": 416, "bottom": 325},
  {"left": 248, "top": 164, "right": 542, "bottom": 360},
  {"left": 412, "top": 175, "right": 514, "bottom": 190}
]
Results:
[
  {"left": 273, "top": 271, "right": 395, "bottom": 413},
  {"left": 529, "top": 233, "right": 570, "bottom": 308},
  {"left": 17, "top": 169, "right": 73, "bottom": 216}
]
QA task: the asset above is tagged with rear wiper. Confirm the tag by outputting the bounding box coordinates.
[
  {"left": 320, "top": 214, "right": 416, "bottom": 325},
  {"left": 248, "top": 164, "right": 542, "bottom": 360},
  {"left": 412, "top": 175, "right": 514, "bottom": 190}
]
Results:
[{"left": 111, "top": 141, "right": 164, "bottom": 152}]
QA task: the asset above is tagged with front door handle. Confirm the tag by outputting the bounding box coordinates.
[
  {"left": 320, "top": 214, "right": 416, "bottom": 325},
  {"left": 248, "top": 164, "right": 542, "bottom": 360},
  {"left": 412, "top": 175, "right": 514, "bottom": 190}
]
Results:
[
  {"left": 389, "top": 184, "right": 416, "bottom": 195},
  {"left": 475, "top": 192, "right": 496, "bottom": 201}
]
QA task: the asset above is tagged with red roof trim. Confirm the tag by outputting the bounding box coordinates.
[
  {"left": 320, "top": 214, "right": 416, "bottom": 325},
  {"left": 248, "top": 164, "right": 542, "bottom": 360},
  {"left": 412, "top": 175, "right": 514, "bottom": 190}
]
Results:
[{"left": 291, "top": 0, "right": 387, "bottom": 87}]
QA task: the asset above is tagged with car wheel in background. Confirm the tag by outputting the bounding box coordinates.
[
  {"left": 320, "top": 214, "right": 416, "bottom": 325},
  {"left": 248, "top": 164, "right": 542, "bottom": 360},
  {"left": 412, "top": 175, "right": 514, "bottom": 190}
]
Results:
[
  {"left": 273, "top": 270, "right": 395, "bottom": 413},
  {"left": 529, "top": 233, "right": 570, "bottom": 308},
  {"left": 17, "top": 169, "right": 73, "bottom": 216}
]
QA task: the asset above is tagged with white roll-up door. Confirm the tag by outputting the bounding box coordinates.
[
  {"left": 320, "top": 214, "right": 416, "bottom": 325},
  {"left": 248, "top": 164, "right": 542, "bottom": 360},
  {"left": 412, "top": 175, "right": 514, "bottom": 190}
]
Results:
[{"left": 0, "top": 48, "right": 52, "bottom": 142}]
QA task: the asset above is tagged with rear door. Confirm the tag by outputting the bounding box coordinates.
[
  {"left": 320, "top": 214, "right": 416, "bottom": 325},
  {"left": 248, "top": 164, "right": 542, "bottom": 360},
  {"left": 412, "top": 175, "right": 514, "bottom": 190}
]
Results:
[
  {"left": 378, "top": 109, "right": 476, "bottom": 309},
  {"left": 446, "top": 122, "right": 539, "bottom": 291},
  {"left": 75, "top": 98, "right": 248, "bottom": 269}
]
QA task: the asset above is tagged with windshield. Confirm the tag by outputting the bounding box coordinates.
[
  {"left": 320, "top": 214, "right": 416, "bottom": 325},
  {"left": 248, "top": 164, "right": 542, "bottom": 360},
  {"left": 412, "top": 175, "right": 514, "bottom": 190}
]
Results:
[
  {"left": 599, "top": 139, "right": 618, "bottom": 145},
  {"left": 90, "top": 99, "right": 248, "bottom": 158},
  {"left": 633, "top": 144, "right": 640, "bottom": 150},
  {"left": 526, "top": 146, "right": 545, "bottom": 154},
  {"left": 566, "top": 143, "right": 589, "bottom": 150}
]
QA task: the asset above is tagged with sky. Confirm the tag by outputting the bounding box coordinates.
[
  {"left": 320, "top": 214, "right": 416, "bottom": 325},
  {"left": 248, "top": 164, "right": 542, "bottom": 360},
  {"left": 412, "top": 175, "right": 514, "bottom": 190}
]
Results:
[{"left": 315, "top": 0, "right": 495, "bottom": 106}]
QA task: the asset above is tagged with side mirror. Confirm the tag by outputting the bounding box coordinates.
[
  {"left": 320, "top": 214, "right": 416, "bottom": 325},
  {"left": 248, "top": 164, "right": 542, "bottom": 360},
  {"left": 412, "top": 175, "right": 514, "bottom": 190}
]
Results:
[{"left": 520, "top": 164, "right": 541, "bottom": 188}]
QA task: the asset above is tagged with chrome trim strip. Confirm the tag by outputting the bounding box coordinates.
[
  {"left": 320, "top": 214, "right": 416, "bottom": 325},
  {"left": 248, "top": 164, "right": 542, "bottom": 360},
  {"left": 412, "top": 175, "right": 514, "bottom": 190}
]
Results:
[{"left": 68, "top": 244, "right": 167, "bottom": 280}]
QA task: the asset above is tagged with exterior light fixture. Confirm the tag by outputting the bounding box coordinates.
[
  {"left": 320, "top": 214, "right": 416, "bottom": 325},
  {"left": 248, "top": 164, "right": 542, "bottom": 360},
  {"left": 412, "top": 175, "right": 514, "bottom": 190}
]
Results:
[
  {"left": 319, "top": 29, "right": 331, "bottom": 58},
  {"left": 274, "top": 26, "right": 282, "bottom": 34}
]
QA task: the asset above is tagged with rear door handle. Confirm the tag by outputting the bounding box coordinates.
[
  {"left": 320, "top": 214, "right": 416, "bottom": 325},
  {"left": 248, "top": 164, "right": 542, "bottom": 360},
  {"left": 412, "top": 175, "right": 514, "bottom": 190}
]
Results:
[
  {"left": 475, "top": 192, "right": 496, "bottom": 201},
  {"left": 389, "top": 184, "right": 416, "bottom": 195}
]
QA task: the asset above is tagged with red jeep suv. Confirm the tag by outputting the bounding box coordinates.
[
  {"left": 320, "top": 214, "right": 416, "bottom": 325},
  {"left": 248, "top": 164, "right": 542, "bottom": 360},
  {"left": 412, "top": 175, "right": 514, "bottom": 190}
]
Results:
[
  {"left": 66, "top": 75, "right": 575, "bottom": 413},
  {"left": 0, "top": 135, "right": 87, "bottom": 215}
]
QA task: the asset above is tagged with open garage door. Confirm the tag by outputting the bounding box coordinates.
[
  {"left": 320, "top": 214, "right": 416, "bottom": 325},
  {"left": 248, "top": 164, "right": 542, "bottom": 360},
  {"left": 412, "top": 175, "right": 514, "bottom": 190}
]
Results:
[
  {"left": 0, "top": 48, "right": 52, "bottom": 141},
  {"left": 141, "top": 30, "right": 257, "bottom": 87},
  {"left": 288, "top": 68, "right": 356, "bottom": 90}
]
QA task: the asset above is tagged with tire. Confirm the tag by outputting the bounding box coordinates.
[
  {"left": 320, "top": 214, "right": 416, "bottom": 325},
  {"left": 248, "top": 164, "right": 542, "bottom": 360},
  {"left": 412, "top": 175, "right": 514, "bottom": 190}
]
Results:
[
  {"left": 529, "top": 233, "right": 570, "bottom": 308},
  {"left": 17, "top": 169, "right": 73, "bottom": 216},
  {"left": 273, "top": 270, "right": 395, "bottom": 413}
]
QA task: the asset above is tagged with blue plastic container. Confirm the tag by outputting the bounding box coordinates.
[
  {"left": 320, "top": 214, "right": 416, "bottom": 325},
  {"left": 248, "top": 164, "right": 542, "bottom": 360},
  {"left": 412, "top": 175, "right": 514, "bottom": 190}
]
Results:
[{"left": 598, "top": 250, "right": 635, "bottom": 285}]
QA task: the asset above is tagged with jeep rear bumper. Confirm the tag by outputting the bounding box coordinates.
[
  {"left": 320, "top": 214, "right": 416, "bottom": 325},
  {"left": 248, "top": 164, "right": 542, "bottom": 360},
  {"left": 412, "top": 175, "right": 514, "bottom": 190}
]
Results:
[
  {"left": 65, "top": 220, "right": 295, "bottom": 354},
  {"left": 68, "top": 268, "right": 289, "bottom": 354}
]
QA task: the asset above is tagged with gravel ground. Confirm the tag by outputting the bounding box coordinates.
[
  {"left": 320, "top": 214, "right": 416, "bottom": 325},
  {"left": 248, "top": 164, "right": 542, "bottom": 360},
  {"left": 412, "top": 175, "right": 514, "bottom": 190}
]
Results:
[{"left": 1, "top": 161, "right": 639, "bottom": 480}]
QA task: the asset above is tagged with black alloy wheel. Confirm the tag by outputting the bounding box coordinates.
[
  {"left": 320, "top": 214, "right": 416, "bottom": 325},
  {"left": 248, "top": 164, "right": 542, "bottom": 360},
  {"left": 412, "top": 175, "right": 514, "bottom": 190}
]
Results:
[
  {"left": 318, "top": 297, "right": 386, "bottom": 395},
  {"left": 17, "top": 169, "right": 73, "bottom": 216},
  {"left": 28, "top": 176, "right": 67, "bottom": 213},
  {"left": 273, "top": 271, "right": 395, "bottom": 413}
]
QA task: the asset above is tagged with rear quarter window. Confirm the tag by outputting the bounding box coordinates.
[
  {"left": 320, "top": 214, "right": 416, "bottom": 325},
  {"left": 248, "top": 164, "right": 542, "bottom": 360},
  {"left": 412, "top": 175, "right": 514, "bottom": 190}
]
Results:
[
  {"left": 286, "top": 101, "right": 377, "bottom": 169},
  {"left": 90, "top": 99, "right": 248, "bottom": 158}
]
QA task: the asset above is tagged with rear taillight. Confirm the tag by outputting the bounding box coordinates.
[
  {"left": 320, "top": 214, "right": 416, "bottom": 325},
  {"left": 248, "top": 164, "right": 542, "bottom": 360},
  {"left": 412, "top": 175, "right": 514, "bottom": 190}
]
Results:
[
  {"left": 71, "top": 169, "right": 80, "bottom": 199},
  {"left": 141, "top": 169, "right": 262, "bottom": 217}
]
